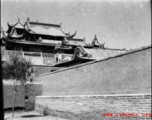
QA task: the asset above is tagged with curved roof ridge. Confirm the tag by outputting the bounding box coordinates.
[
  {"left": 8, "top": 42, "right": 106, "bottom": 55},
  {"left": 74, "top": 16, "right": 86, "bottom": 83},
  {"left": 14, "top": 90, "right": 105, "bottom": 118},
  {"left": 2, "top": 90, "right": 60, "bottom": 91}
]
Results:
[
  {"left": 29, "top": 22, "right": 61, "bottom": 28},
  {"left": 13, "top": 19, "right": 24, "bottom": 29},
  {"left": 84, "top": 35, "right": 105, "bottom": 49},
  {"left": 60, "top": 24, "right": 76, "bottom": 38},
  {"left": 9, "top": 27, "right": 24, "bottom": 38}
]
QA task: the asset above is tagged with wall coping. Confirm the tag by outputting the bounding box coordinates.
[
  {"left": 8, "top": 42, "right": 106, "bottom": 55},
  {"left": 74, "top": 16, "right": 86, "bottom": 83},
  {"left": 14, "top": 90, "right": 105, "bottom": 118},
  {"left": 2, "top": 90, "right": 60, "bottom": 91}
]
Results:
[
  {"left": 36, "top": 93, "right": 151, "bottom": 98},
  {"left": 39, "top": 45, "right": 151, "bottom": 77}
]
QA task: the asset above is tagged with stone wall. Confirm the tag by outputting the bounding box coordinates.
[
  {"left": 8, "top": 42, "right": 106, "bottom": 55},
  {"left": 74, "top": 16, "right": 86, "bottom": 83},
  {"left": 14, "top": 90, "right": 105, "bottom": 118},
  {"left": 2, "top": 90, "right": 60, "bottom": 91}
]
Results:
[
  {"left": 35, "top": 94, "right": 151, "bottom": 120},
  {"left": 3, "top": 83, "right": 42, "bottom": 110}
]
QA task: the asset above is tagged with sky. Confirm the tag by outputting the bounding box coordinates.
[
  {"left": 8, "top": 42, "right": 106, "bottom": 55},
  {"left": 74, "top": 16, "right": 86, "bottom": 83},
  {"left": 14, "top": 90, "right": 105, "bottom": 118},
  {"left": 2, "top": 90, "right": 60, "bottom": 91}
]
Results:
[{"left": 1, "top": 0, "right": 151, "bottom": 50}]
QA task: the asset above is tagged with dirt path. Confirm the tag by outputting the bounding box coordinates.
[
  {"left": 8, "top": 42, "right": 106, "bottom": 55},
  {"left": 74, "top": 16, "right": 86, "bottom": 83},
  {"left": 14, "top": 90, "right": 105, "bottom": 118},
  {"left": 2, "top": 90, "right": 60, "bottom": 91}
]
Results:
[
  {"left": 6, "top": 116, "right": 68, "bottom": 120},
  {"left": 5, "top": 111, "right": 69, "bottom": 120}
]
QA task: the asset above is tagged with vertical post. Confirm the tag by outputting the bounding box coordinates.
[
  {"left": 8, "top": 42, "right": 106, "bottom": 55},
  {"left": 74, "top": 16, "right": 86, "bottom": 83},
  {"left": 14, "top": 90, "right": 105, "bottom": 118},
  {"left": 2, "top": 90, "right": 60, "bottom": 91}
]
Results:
[
  {"left": 12, "top": 91, "right": 16, "bottom": 118},
  {"left": 41, "top": 52, "right": 43, "bottom": 58},
  {"left": 41, "top": 52, "right": 43, "bottom": 65},
  {"left": 12, "top": 80, "right": 17, "bottom": 119},
  {"left": 0, "top": 44, "right": 4, "bottom": 120},
  {"left": 22, "top": 51, "right": 24, "bottom": 58}
]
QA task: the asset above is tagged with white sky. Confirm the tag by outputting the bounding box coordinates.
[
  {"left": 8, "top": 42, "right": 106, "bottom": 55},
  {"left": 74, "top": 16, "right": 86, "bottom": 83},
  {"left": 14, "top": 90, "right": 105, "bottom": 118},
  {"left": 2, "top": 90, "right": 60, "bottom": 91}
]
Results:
[{"left": 1, "top": 0, "right": 151, "bottom": 49}]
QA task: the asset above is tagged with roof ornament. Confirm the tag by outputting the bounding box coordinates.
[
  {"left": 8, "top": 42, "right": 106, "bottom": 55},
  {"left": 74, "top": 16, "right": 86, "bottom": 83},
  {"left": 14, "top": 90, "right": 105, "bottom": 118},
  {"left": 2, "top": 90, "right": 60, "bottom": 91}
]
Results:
[
  {"left": 27, "top": 17, "right": 30, "bottom": 22},
  {"left": 123, "top": 48, "right": 127, "bottom": 51},
  {"left": 62, "top": 37, "right": 69, "bottom": 45},
  {"left": 38, "top": 37, "right": 43, "bottom": 42},
  {"left": 60, "top": 25, "right": 76, "bottom": 38},
  {"left": 66, "top": 31, "right": 77, "bottom": 39},
  {"left": 74, "top": 45, "right": 92, "bottom": 58},
  {"left": 95, "top": 34, "right": 97, "bottom": 38},
  {"left": 92, "top": 35, "right": 105, "bottom": 49},
  {"left": 6, "top": 22, "right": 13, "bottom": 33},
  {"left": 83, "top": 37, "right": 88, "bottom": 45},
  {"left": 100, "top": 42, "right": 105, "bottom": 49},
  {"left": 83, "top": 37, "right": 85, "bottom": 42},
  {"left": 7, "top": 22, "right": 12, "bottom": 27},
  {"left": 92, "top": 34, "right": 98, "bottom": 45},
  {"left": 24, "top": 17, "right": 31, "bottom": 31},
  {"left": 18, "top": 18, "right": 20, "bottom": 22}
]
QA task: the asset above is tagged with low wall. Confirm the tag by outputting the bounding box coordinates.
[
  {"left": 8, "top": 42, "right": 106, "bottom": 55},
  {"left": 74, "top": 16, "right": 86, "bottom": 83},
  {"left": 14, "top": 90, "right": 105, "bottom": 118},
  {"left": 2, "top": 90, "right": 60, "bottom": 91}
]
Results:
[
  {"left": 35, "top": 94, "right": 151, "bottom": 120},
  {"left": 3, "top": 82, "right": 42, "bottom": 110},
  {"left": 37, "top": 46, "right": 151, "bottom": 95}
]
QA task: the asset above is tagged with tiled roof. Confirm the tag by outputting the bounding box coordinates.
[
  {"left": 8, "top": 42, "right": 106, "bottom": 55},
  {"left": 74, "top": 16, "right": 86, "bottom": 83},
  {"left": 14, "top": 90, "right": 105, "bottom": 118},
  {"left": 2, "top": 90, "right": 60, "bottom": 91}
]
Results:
[
  {"left": 25, "top": 21, "right": 66, "bottom": 36},
  {"left": 9, "top": 28, "right": 23, "bottom": 38},
  {"left": 29, "top": 22, "right": 60, "bottom": 28},
  {"left": 7, "top": 39, "right": 57, "bottom": 47},
  {"left": 24, "top": 21, "right": 77, "bottom": 38},
  {"left": 7, "top": 19, "right": 77, "bottom": 38},
  {"left": 29, "top": 26, "right": 66, "bottom": 36},
  {"left": 85, "top": 48, "right": 127, "bottom": 60},
  {"left": 14, "top": 21, "right": 24, "bottom": 29}
]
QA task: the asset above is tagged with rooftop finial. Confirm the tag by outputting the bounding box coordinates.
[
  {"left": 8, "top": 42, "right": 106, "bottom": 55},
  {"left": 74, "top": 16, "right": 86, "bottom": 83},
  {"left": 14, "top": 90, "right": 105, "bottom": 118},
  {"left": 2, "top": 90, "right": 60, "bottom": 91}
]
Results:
[
  {"left": 83, "top": 37, "right": 86, "bottom": 43},
  {"left": 27, "top": 17, "right": 30, "bottom": 22},
  {"left": 95, "top": 34, "right": 97, "bottom": 39},
  {"left": 18, "top": 18, "right": 20, "bottom": 22}
]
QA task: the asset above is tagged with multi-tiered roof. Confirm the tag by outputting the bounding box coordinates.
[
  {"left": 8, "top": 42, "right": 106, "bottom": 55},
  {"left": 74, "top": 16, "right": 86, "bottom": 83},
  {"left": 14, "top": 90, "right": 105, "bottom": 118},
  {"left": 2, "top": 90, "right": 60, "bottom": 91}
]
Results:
[{"left": 5, "top": 18, "right": 86, "bottom": 53}]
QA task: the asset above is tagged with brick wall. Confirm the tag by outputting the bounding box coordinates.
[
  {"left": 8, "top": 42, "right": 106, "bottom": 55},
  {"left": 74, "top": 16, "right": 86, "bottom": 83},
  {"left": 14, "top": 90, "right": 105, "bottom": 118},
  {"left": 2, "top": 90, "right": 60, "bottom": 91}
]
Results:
[
  {"left": 35, "top": 94, "right": 151, "bottom": 120},
  {"left": 3, "top": 83, "right": 42, "bottom": 110}
]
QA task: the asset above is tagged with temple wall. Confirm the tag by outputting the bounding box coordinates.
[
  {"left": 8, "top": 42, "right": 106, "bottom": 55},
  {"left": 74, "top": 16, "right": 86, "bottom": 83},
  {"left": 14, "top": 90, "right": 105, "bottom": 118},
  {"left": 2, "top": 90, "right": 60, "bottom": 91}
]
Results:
[
  {"left": 35, "top": 46, "right": 151, "bottom": 119},
  {"left": 37, "top": 46, "right": 151, "bottom": 95}
]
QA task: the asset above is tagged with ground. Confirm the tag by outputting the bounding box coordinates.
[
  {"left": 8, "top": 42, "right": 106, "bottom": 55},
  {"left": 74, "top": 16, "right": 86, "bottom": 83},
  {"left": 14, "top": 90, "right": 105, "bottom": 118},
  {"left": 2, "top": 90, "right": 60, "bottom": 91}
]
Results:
[{"left": 5, "top": 111, "right": 69, "bottom": 120}]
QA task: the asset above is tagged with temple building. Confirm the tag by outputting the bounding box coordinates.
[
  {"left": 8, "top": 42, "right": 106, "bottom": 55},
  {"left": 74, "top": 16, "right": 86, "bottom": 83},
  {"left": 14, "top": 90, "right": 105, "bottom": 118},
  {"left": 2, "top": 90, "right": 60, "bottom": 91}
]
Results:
[
  {"left": 1, "top": 18, "right": 127, "bottom": 66},
  {"left": 5, "top": 18, "right": 84, "bottom": 54}
]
